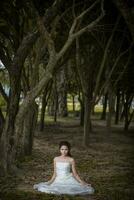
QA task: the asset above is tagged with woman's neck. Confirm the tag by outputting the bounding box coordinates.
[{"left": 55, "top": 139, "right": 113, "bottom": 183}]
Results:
[{"left": 60, "top": 155, "right": 68, "bottom": 158}]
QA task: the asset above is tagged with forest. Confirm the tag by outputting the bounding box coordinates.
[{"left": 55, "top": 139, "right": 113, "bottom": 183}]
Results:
[{"left": 0, "top": 0, "right": 134, "bottom": 199}]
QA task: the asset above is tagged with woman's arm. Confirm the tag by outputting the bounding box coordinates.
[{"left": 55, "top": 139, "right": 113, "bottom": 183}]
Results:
[
  {"left": 71, "top": 158, "right": 91, "bottom": 186},
  {"left": 47, "top": 158, "right": 57, "bottom": 184}
]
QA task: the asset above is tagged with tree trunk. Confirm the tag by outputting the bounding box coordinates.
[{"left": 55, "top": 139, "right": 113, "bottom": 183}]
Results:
[
  {"left": 58, "top": 91, "right": 68, "bottom": 117},
  {"left": 47, "top": 101, "right": 54, "bottom": 116},
  {"left": 80, "top": 104, "right": 84, "bottom": 126},
  {"left": 39, "top": 82, "right": 52, "bottom": 131},
  {"left": 101, "top": 93, "right": 108, "bottom": 120},
  {"left": 124, "top": 93, "right": 133, "bottom": 131},
  {"left": 92, "top": 105, "right": 95, "bottom": 115},
  {"left": 57, "top": 69, "right": 68, "bottom": 117},
  {"left": 72, "top": 95, "right": 75, "bottom": 112},
  {"left": 107, "top": 89, "right": 115, "bottom": 130},
  {"left": 40, "top": 92, "right": 48, "bottom": 131},
  {"left": 120, "top": 92, "right": 125, "bottom": 121},
  {"left": 115, "top": 89, "right": 121, "bottom": 124},
  {"left": 54, "top": 97, "right": 58, "bottom": 123},
  {"left": 83, "top": 96, "right": 92, "bottom": 146},
  {"left": 0, "top": 108, "right": 5, "bottom": 138},
  {"left": 21, "top": 102, "right": 38, "bottom": 156},
  {"left": 0, "top": 74, "right": 21, "bottom": 175},
  {"left": 78, "top": 94, "right": 84, "bottom": 126},
  {"left": 54, "top": 85, "right": 58, "bottom": 123},
  {"left": 76, "top": 37, "right": 93, "bottom": 146},
  {"left": 124, "top": 94, "right": 129, "bottom": 131}
]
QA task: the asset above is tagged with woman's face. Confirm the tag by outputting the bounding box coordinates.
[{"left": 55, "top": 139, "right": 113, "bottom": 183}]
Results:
[{"left": 60, "top": 145, "right": 69, "bottom": 156}]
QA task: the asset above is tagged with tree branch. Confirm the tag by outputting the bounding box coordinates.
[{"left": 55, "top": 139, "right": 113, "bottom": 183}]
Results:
[
  {"left": 11, "top": 31, "right": 39, "bottom": 74},
  {"left": 69, "top": 0, "right": 101, "bottom": 35}
]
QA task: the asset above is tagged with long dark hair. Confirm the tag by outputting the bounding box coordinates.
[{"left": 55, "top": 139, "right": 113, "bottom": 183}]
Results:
[{"left": 59, "top": 141, "right": 72, "bottom": 157}]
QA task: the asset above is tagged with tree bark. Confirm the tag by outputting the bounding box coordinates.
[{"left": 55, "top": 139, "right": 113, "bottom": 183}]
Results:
[
  {"left": 115, "top": 89, "right": 121, "bottom": 124},
  {"left": 57, "top": 69, "right": 68, "bottom": 117},
  {"left": 83, "top": 95, "right": 92, "bottom": 146},
  {"left": 0, "top": 74, "right": 22, "bottom": 175},
  {"left": 21, "top": 102, "right": 38, "bottom": 156},
  {"left": 106, "top": 89, "right": 115, "bottom": 130},
  {"left": 101, "top": 93, "right": 108, "bottom": 120},
  {"left": 72, "top": 95, "right": 75, "bottom": 112},
  {"left": 76, "top": 37, "right": 93, "bottom": 146},
  {"left": 0, "top": 108, "right": 5, "bottom": 138},
  {"left": 40, "top": 81, "right": 52, "bottom": 131},
  {"left": 78, "top": 93, "right": 84, "bottom": 126},
  {"left": 54, "top": 85, "right": 58, "bottom": 123},
  {"left": 124, "top": 93, "right": 133, "bottom": 131}
]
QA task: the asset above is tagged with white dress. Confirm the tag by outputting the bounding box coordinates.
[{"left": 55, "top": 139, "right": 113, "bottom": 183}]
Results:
[{"left": 33, "top": 161, "right": 95, "bottom": 196}]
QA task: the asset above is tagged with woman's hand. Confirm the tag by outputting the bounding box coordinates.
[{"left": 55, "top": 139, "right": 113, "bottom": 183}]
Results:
[
  {"left": 81, "top": 181, "right": 92, "bottom": 187},
  {"left": 86, "top": 183, "right": 92, "bottom": 186},
  {"left": 46, "top": 181, "right": 52, "bottom": 185}
]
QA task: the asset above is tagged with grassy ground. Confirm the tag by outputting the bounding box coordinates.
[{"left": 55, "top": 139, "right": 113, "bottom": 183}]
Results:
[{"left": 0, "top": 115, "right": 134, "bottom": 200}]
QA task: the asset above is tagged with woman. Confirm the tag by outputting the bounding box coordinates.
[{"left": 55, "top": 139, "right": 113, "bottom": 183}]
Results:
[{"left": 33, "top": 141, "right": 95, "bottom": 196}]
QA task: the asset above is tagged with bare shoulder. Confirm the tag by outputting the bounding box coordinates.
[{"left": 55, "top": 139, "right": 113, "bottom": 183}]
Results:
[
  {"left": 54, "top": 156, "right": 61, "bottom": 161},
  {"left": 70, "top": 157, "right": 75, "bottom": 163},
  {"left": 53, "top": 156, "right": 58, "bottom": 161}
]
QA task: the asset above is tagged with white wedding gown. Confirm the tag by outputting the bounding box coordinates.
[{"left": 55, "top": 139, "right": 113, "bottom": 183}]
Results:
[{"left": 33, "top": 161, "right": 95, "bottom": 195}]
